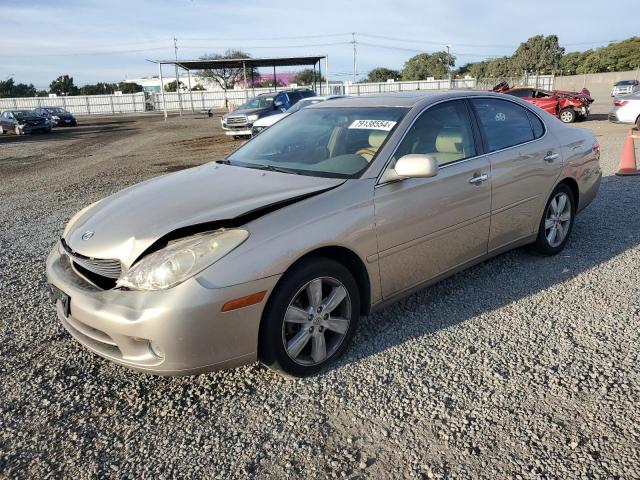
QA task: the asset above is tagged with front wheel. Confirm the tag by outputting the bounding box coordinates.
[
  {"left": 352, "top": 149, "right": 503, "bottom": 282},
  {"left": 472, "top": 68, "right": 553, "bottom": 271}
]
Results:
[
  {"left": 559, "top": 108, "right": 576, "bottom": 123},
  {"left": 259, "top": 257, "right": 360, "bottom": 377},
  {"left": 533, "top": 184, "right": 575, "bottom": 255}
]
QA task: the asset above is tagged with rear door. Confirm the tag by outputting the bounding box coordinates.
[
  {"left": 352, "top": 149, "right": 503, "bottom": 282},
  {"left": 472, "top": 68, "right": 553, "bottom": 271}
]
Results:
[
  {"left": 374, "top": 100, "right": 491, "bottom": 297},
  {"left": 470, "top": 97, "right": 562, "bottom": 251}
]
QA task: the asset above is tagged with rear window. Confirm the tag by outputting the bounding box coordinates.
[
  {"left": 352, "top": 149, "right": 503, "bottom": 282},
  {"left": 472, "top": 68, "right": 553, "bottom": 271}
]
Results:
[
  {"left": 526, "top": 110, "right": 545, "bottom": 139},
  {"left": 471, "top": 98, "right": 534, "bottom": 152}
]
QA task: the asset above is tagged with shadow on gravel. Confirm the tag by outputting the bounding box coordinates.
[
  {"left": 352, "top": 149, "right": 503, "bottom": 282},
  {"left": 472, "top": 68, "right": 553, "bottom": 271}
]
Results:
[{"left": 329, "top": 173, "right": 640, "bottom": 372}]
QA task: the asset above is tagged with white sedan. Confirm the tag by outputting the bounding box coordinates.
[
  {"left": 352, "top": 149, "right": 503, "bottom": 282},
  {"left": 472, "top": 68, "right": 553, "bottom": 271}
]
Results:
[
  {"left": 251, "top": 95, "right": 344, "bottom": 136},
  {"left": 609, "top": 93, "right": 640, "bottom": 130}
]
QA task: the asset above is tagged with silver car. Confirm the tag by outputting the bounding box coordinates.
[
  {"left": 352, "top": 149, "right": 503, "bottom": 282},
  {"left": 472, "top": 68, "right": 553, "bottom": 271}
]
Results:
[
  {"left": 609, "top": 93, "right": 640, "bottom": 130},
  {"left": 611, "top": 80, "right": 640, "bottom": 97},
  {"left": 46, "top": 91, "right": 601, "bottom": 377}
]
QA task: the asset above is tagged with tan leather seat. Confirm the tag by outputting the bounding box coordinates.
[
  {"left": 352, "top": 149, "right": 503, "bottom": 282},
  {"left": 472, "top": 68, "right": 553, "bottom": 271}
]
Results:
[
  {"left": 433, "top": 130, "right": 465, "bottom": 165},
  {"left": 357, "top": 130, "right": 388, "bottom": 162}
]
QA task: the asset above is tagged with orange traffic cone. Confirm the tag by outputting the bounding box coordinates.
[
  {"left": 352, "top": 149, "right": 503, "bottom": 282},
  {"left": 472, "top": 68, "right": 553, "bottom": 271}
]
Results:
[{"left": 616, "top": 129, "right": 640, "bottom": 176}]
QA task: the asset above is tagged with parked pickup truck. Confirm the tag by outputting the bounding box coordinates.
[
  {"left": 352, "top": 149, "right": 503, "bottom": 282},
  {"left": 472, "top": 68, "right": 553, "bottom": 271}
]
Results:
[
  {"left": 493, "top": 82, "right": 594, "bottom": 123},
  {"left": 221, "top": 89, "right": 315, "bottom": 138}
]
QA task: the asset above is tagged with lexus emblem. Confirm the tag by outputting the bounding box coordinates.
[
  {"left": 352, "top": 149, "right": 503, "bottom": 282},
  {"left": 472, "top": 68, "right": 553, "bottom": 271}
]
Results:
[{"left": 81, "top": 230, "right": 95, "bottom": 241}]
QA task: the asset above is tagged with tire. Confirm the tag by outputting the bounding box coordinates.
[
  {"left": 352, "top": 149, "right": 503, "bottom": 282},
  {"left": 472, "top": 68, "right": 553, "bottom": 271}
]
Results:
[
  {"left": 559, "top": 108, "right": 576, "bottom": 123},
  {"left": 635, "top": 115, "right": 640, "bottom": 131},
  {"left": 533, "top": 184, "right": 575, "bottom": 255},
  {"left": 259, "top": 257, "right": 360, "bottom": 377}
]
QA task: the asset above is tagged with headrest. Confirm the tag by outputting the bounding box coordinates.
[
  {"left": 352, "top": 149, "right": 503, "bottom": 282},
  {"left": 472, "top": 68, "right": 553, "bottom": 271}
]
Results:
[
  {"left": 368, "top": 130, "right": 387, "bottom": 148},
  {"left": 435, "top": 129, "right": 464, "bottom": 154}
]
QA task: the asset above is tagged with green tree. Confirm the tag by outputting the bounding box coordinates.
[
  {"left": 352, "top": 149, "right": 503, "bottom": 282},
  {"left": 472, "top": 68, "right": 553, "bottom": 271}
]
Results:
[
  {"left": 511, "top": 35, "right": 564, "bottom": 74},
  {"left": 49, "top": 75, "right": 78, "bottom": 96},
  {"left": 165, "top": 80, "right": 186, "bottom": 92},
  {"left": 292, "top": 69, "right": 325, "bottom": 85},
  {"left": 0, "top": 78, "right": 38, "bottom": 98},
  {"left": 402, "top": 51, "right": 455, "bottom": 80},
  {"left": 559, "top": 51, "right": 591, "bottom": 75},
  {"left": 79, "top": 82, "right": 116, "bottom": 95},
  {"left": 197, "top": 49, "right": 256, "bottom": 90},
  {"left": 118, "top": 82, "right": 143, "bottom": 94},
  {"left": 366, "top": 67, "right": 401, "bottom": 83}
]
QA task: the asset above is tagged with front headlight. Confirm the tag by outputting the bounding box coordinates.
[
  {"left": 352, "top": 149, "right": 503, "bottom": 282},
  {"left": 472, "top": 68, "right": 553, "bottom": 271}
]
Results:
[
  {"left": 52, "top": 115, "right": 60, "bottom": 121},
  {"left": 116, "top": 229, "right": 249, "bottom": 291},
  {"left": 247, "top": 114, "right": 259, "bottom": 122}
]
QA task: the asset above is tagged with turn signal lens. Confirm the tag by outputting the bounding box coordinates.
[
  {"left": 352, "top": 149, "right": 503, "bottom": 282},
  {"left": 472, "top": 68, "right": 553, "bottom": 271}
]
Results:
[
  {"left": 221, "top": 291, "right": 267, "bottom": 312},
  {"left": 613, "top": 100, "right": 628, "bottom": 107}
]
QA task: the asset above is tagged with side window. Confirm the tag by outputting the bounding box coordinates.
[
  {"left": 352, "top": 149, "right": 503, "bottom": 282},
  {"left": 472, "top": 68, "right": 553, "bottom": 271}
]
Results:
[
  {"left": 526, "top": 110, "right": 545, "bottom": 139},
  {"left": 393, "top": 100, "right": 477, "bottom": 167},
  {"left": 471, "top": 98, "right": 534, "bottom": 152}
]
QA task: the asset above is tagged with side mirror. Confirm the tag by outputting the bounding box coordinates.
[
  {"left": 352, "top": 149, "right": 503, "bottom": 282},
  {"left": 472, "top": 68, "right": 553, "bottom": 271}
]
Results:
[{"left": 394, "top": 154, "right": 438, "bottom": 178}]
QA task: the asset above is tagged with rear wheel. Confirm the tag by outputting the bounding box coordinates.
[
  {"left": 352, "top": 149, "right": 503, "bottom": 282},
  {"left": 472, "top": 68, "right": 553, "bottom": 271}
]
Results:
[
  {"left": 559, "top": 108, "right": 576, "bottom": 123},
  {"left": 533, "top": 184, "right": 575, "bottom": 255},
  {"left": 259, "top": 257, "right": 360, "bottom": 377},
  {"left": 635, "top": 115, "right": 640, "bottom": 131}
]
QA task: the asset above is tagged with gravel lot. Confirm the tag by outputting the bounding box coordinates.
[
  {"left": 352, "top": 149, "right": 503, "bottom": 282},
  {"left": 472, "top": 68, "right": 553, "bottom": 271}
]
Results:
[{"left": 1, "top": 103, "right": 639, "bottom": 479}]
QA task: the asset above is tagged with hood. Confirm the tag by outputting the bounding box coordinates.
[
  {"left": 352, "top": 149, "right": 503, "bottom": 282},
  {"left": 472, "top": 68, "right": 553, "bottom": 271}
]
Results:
[
  {"left": 253, "top": 112, "right": 288, "bottom": 127},
  {"left": 65, "top": 163, "right": 344, "bottom": 267},
  {"left": 224, "top": 107, "right": 272, "bottom": 118}
]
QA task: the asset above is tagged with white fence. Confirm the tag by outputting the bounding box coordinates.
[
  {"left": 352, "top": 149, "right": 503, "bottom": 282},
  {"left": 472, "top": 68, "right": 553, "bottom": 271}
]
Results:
[
  {"left": 0, "top": 75, "right": 554, "bottom": 115},
  {"left": 0, "top": 93, "right": 147, "bottom": 115}
]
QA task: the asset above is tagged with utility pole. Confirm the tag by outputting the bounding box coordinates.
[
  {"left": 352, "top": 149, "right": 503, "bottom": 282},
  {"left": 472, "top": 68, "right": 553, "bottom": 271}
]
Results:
[
  {"left": 351, "top": 33, "right": 357, "bottom": 83},
  {"left": 446, "top": 44, "right": 452, "bottom": 89},
  {"left": 174, "top": 37, "right": 182, "bottom": 117}
]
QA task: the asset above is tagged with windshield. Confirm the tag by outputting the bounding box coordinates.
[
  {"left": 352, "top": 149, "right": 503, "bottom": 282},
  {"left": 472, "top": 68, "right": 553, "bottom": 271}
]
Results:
[
  {"left": 46, "top": 107, "right": 66, "bottom": 113},
  {"left": 238, "top": 96, "right": 274, "bottom": 110},
  {"left": 226, "top": 106, "right": 407, "bottom": 178},
  {"left": 615, "top": 81, "right": 636, "bottom": 86}
]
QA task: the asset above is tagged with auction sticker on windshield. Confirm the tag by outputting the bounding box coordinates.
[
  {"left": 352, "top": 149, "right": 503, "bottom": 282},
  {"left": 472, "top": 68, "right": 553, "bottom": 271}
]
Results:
[{"left": 349, "top": 119, "right": 397, "bottom": 131}]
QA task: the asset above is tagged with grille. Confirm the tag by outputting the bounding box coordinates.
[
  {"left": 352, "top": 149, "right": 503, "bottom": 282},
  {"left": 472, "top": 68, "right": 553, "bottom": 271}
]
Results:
[
  {"left": 226, "top": 115, "right": 248, "bottom": 125},
  {"left": 61, "top": 239, "right": 122, "bottom": 279}
]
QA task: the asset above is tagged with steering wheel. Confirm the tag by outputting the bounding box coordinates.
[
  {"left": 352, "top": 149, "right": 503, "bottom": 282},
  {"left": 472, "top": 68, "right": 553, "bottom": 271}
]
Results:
[{"left": 356, "top": 147, "right": 377, "bottom": 159}]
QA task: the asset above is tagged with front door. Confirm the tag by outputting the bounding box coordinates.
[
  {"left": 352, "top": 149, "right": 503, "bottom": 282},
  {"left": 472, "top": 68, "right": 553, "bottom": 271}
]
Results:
[{"left": 374, "top": 100, "right": 491, "bottom": 298}]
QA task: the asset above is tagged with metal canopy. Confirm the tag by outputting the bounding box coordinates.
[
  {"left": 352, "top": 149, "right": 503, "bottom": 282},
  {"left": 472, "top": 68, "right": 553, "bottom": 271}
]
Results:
[
  {"left": 150, "top": 55, "right": 329, "bottom": 120},
  {"left": 154, "top": 55, "right": 325, "bottom": 70}
]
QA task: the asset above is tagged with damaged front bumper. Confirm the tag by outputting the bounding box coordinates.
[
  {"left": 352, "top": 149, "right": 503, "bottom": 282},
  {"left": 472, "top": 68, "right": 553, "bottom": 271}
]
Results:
[{"left": 46, "top": 242, "right": 280, "bottom": 375}]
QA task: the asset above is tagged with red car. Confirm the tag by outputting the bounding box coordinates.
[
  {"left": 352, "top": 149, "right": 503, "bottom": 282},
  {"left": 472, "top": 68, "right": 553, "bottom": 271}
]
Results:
[{"left": 493, "top": 82, "right": 594, "bottom": 123}]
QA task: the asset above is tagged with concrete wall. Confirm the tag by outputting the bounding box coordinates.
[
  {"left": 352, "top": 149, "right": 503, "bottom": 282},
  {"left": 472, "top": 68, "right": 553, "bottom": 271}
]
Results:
[{"left": 555, "top": 70, "right": 640, "bottom": 102}]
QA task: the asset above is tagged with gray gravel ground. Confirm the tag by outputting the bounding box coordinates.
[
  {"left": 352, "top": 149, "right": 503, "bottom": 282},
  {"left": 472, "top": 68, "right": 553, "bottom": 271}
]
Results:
[{"left": 1, "top": 106, "right": 639, "bottom": 479}]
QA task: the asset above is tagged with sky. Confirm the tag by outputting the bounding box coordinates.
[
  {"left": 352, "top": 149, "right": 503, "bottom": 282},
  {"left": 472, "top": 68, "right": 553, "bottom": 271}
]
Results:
[{"left": 0, "top": 0, "right": 636, "bottom": 89}]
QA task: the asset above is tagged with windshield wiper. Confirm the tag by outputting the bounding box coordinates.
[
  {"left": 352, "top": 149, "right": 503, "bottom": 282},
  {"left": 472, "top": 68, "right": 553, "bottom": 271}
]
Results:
[{"left": 235, "top": 162, "right": 301, "bottom": 175}]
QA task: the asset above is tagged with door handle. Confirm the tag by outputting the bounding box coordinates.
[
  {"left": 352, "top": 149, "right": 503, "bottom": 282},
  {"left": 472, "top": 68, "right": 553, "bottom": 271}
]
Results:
[
  {"left": 544, "top": 152, "right": 559, "bottom": 162},
  {"left": 468, "top": 173, "right": 488, "bottom": 185}
]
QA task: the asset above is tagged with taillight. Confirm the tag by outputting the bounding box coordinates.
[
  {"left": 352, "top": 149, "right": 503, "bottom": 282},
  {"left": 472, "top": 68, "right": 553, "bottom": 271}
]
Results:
[
  {"left": 592, "top": 141, "right": 600, "bottom": 160},
  {"left": 613, "top": 100, "right": 628, "bottom": 107}
]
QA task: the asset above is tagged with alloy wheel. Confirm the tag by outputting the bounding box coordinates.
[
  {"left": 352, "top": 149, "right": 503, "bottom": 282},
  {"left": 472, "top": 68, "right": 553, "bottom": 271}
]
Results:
[
  {"left": 282, "top": 276, "right": 351, "bottom": 366},
  {"left": 544, "top": 192, "right": 572, "bottom": 247}
]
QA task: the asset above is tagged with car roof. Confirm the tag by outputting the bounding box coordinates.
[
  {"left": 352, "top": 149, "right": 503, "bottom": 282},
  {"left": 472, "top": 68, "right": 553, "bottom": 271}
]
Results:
[{"left": 309, "top": 90, "right": 508, "bottom": 109}]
